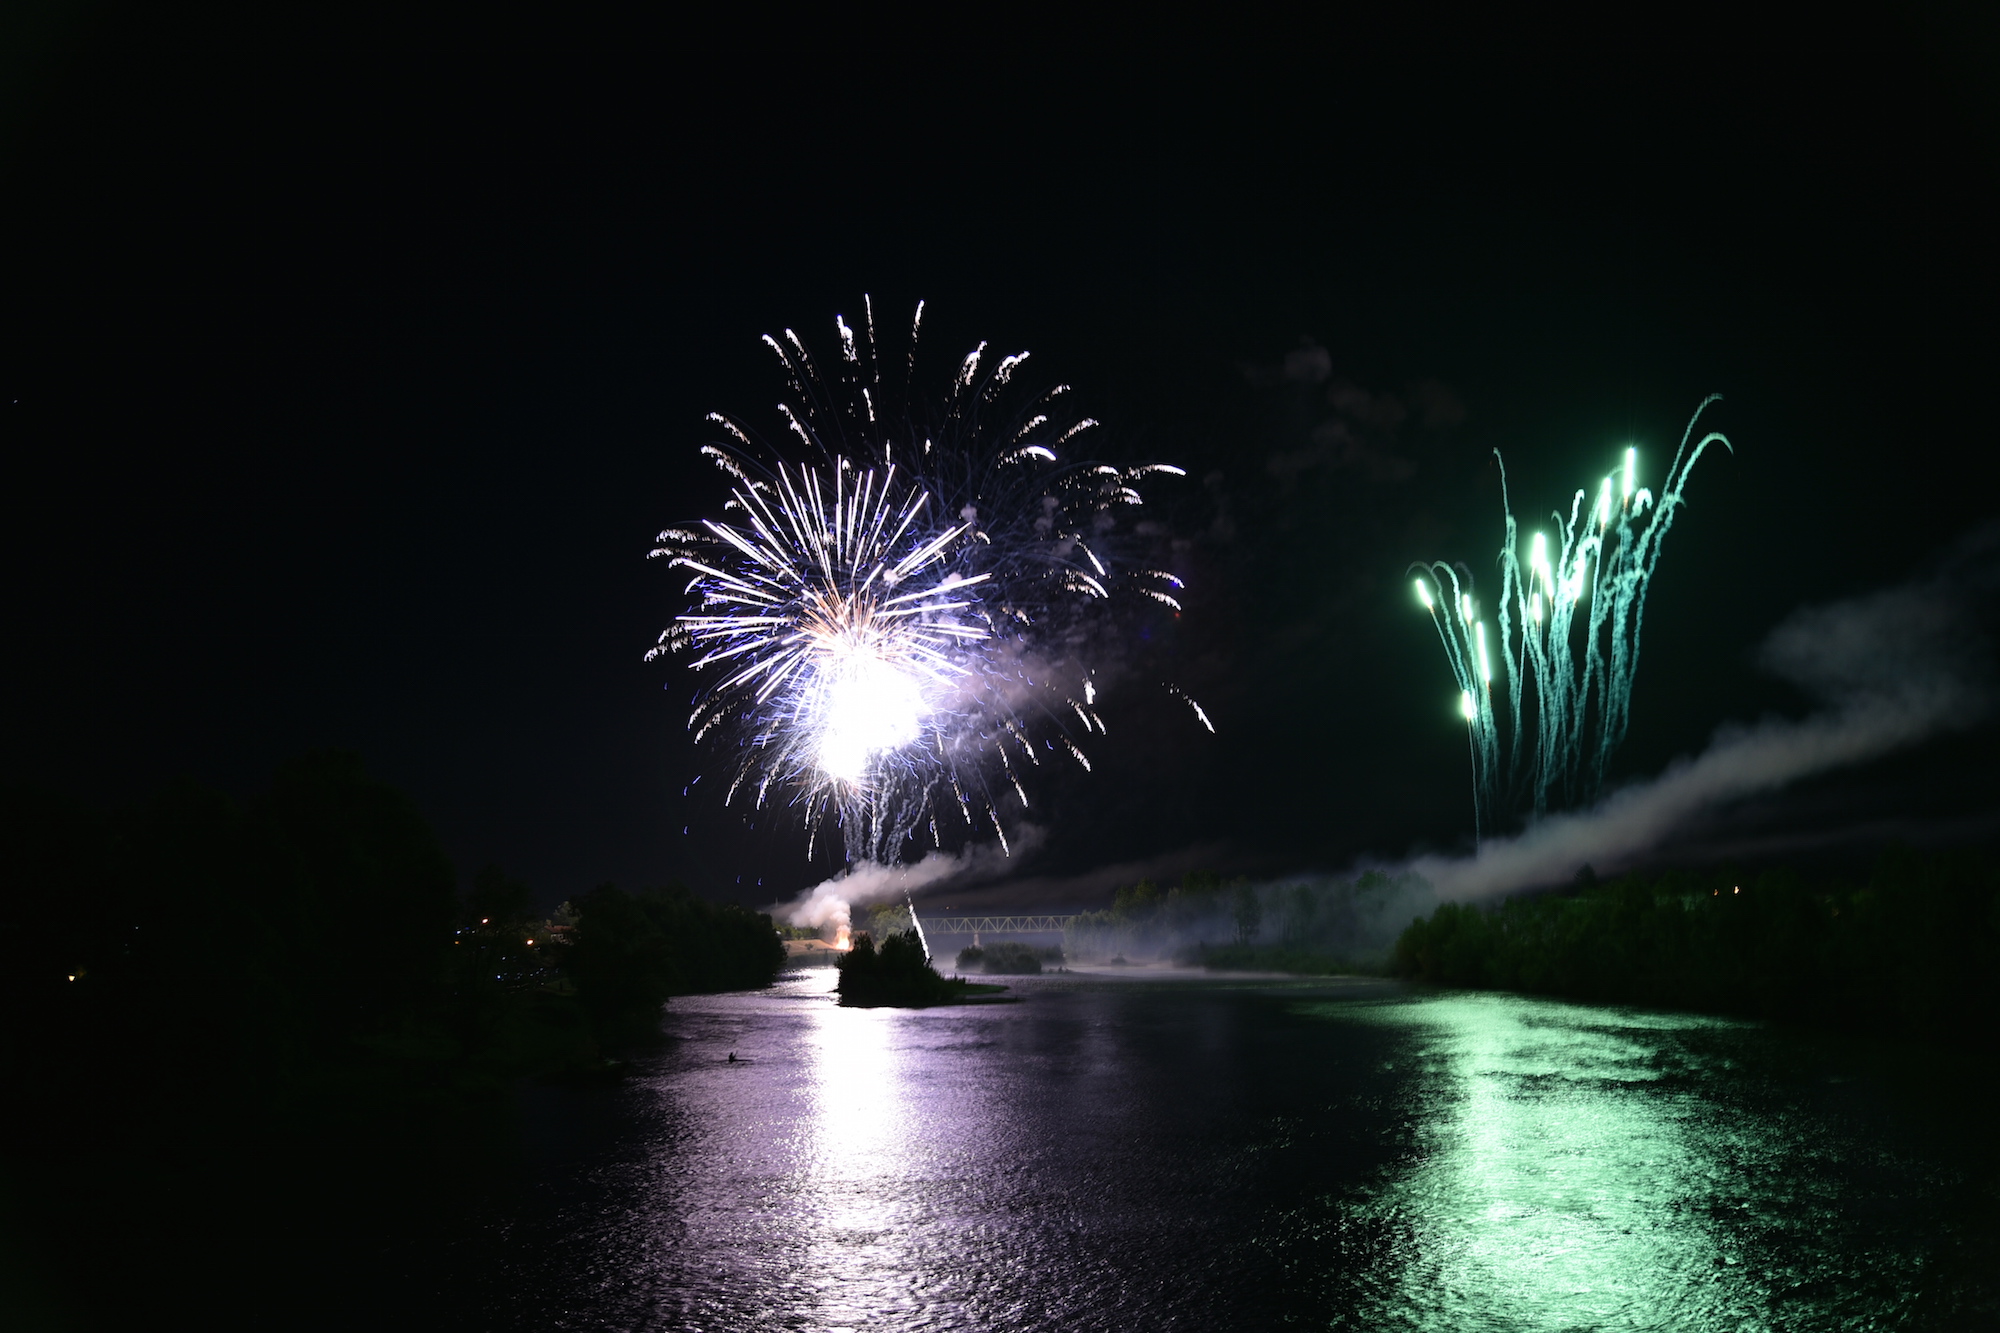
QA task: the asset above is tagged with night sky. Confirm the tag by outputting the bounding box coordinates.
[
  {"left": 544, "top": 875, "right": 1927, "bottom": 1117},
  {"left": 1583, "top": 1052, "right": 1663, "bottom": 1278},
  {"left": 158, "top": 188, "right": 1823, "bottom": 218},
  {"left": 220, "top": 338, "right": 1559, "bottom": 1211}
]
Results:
[{"left": 6, "top": 13, "right": 1997, "bottom": 912}]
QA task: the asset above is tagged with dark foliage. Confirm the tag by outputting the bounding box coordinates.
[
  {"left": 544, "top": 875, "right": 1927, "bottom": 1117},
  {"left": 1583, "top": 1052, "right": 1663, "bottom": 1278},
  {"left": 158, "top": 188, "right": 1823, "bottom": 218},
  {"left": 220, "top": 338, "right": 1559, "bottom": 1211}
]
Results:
[
  {"left": 956, "top": 940, "right": 1055, "bottom": 974},
  {"left": 565, "top": 881, "right": 786, "bottom": 1043},
  {"left": 1392, "top": 850, "right": 2000, "bottom": 1043},
  {"left": 1066, "top": 872, "right": 1239, "bottom": 954},
  {"left": 2, "top": 754, "right": 463, "bottom": 1118},
  {"left": 837, "top": 929, "right": 969, "bottom": 1005},
  {"left": 0, "top": 755, "right": 784, "bottom": 1137},
  {"left": 1231, "top": 881, "right": 1264, "bottom": 945},
  {"left": 1192, "top": 943, "right": 1359, "bottom": 975}
]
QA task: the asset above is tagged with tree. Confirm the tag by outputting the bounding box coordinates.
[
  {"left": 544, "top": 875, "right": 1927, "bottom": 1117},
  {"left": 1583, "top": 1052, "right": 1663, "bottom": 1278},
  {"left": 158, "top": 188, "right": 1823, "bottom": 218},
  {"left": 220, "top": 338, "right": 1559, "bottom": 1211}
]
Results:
[
  {"left": 836, "top": 929, "right": 964, "bottom": 1004},
  {"left": 1232, "top": 881, "right": 1263, "bottom": 945},
  {"left": 565, "top": 882, "right": 786, "bottom": 1043},
  {"left": 1281, "top": 883, "right": 1317, "bottom": 945},
  {"left": 1114, "top": 879, "right": 1161, "bottom": 919},
  {"left": 565, "top": 883, "right": 682, "bottom": 1042}
]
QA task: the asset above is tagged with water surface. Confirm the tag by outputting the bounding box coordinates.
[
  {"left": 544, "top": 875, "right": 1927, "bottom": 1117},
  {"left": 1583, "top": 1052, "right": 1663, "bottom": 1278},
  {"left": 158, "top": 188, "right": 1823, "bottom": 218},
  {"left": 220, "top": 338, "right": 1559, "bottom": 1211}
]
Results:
[{"left": 423, "top": 969, "right": 1999, "bottom": 1330}]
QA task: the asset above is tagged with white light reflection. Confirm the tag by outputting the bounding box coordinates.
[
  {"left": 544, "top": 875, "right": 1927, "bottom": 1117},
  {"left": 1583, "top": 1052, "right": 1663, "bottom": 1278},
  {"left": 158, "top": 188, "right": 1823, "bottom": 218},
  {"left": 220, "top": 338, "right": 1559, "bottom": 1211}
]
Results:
[
  {"left": 793, "top": 978, "right": 926, "bottom": 1327},
  {"left": 805, "top": 992, "right": 905, "bottom": 1173}
]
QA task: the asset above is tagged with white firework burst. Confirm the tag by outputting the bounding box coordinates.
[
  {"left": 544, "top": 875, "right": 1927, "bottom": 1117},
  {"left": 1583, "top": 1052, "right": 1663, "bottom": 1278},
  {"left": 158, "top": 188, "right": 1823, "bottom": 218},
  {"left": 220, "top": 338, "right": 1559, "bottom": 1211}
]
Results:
[{"left": 649, "top": 300, "right": 1202, "bottom": 864}]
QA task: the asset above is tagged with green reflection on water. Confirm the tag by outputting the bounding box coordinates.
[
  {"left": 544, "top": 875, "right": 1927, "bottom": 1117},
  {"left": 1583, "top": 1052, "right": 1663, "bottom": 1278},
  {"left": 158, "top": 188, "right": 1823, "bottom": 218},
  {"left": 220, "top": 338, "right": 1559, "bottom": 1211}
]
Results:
[{"left": 1301, "top": 993, "right": 1945, "bottom": 1332}]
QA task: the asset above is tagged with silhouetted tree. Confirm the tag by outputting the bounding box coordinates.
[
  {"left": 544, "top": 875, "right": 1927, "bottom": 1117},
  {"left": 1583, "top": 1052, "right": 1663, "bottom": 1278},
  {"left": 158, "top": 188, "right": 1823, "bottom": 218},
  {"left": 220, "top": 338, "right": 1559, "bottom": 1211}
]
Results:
[
  {"left": 565, "top": 881, "right": 785, "bottom": 1043},
  {"left": 836, "top": 929, "right": 965, "bottom": 1004},
  {"left": 959, "top": 940, "right": 1043, "bottom": 974},
  {"left": 1232, "top": 880, "right": 1263, "bottom": 945}
]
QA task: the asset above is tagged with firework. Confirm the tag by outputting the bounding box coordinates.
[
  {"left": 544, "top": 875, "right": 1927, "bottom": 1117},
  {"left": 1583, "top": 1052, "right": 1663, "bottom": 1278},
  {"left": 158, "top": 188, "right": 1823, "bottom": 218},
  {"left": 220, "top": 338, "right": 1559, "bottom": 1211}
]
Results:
[
  {"left": 651, "top": 301, "right": 1199, "bottom": 865},
  {"left": 1412, "top": 397, "right": 1732, "bottom": 842}
]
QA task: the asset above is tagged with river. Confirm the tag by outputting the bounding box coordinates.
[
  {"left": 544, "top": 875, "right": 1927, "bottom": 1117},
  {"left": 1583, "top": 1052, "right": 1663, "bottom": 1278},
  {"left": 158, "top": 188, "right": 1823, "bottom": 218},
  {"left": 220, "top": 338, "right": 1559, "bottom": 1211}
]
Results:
[
  {"left": 16, "top": 967, "right": 1996, "bottom": 1329},
  {"left": 418, "top": 967, "right": 1997, "bottom": 1330}
]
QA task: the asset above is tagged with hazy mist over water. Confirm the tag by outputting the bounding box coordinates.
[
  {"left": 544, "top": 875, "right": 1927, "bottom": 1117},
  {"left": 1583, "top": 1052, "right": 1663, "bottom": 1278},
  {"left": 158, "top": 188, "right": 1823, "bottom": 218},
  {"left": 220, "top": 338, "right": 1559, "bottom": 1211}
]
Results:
[{"left": 403, "top": 970, "right": 1998, "bottom": 1331}]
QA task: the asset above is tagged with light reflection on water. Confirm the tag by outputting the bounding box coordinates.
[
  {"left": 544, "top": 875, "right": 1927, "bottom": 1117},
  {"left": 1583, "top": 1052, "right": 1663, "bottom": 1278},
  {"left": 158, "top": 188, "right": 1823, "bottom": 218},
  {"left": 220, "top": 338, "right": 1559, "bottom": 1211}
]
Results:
[
  {"left": 472, "top": 972, "right": 1997, "bottom": 1331},
  {"left": 1300, "top": 993, "right": 1992, "bottom": 1330},
  {"left": 797, "top": 991, "right": 922, "bottom": 1329},
  {"left": 1326, "top": 997, "right": 1776, "bottom": 1329}
]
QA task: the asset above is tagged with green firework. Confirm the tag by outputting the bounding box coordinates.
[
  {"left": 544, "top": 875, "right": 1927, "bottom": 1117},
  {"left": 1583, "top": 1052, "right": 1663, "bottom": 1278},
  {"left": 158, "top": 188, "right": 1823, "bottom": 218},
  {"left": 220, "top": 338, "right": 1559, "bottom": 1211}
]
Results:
[{"left": 1412, "top": 397, "right": 1732, "bottom": 843}]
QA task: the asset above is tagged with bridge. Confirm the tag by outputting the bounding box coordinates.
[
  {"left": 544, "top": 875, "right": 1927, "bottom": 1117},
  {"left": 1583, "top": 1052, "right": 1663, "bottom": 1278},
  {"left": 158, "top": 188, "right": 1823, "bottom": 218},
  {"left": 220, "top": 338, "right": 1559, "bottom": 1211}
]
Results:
[{"left": 912, "top": 914, "right": 1079, "bottom": 935}]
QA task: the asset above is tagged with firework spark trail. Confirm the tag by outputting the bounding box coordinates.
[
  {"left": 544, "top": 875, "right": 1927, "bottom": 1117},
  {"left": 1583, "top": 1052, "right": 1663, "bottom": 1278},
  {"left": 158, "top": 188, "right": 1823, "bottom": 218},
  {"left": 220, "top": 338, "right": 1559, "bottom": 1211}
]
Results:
[
  {"left": 652, "top": 302, "right": 1204, "bottom": 868},
  {"left": 1411, "top": 398, "right": 1732, "bottom": 841},
  {"left": 1405, "top": 533, "right": 1999, "bottom": 898}
]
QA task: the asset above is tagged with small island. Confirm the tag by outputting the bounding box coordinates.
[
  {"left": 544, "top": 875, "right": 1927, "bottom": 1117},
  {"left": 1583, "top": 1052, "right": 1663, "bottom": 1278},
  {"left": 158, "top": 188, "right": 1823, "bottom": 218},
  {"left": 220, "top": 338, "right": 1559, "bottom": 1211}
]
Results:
[
  {"left": 835, "top": 929, "right": 1007, "bottom": 1006},
  {"left": 955, "top": 941, "right": 1061, "bottom": 974}
]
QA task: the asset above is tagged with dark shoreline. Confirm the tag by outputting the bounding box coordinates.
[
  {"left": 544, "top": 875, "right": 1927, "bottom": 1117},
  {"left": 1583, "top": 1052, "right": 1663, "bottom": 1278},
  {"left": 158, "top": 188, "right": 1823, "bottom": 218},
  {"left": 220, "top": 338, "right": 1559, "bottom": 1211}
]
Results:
[{"left": 1392, "top": 849, "right": 2000, "bottom": 1047}]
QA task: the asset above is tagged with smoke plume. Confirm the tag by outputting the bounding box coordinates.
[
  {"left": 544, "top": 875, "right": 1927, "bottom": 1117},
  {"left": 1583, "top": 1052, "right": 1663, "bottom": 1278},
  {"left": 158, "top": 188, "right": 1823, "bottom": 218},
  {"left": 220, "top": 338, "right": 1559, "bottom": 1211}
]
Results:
[
  {"left": 1410, "top": 529, "right": 1998, "bottom": 899},
  {"left": 774, "top": 824, "right": 1046, "bottom": 940}
]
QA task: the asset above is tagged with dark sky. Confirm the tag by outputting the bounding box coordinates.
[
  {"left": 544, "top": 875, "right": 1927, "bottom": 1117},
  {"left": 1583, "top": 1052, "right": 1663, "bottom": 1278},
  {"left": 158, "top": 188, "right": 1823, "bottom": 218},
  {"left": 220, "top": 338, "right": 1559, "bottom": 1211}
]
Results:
[{"left": 5, "top": 11, "right": 1998, "bottom": 910}]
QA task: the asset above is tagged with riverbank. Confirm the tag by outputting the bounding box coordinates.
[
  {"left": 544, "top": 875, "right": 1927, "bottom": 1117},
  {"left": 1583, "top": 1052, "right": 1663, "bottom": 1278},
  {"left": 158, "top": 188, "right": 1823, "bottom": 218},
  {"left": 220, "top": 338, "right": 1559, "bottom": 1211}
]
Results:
[
  {"left": 1, "top": 761, "right": 792, "bottom": 1141},
  {"left": 1393, "top": 849, "right": 2000, "bottom": 1044}
]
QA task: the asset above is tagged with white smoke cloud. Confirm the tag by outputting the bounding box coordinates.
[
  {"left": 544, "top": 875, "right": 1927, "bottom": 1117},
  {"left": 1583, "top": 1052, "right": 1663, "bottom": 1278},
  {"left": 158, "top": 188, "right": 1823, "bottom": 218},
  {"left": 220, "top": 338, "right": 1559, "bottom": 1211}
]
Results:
[
  {"left": 918, "top": 840, "right": 1232, "bottom": 913},
  {"left": 774, "top": 824, "right": 1047, "bottom": 938},
  {"left": 1409, "top": 530, "right": 1997, "bottom": 900}
]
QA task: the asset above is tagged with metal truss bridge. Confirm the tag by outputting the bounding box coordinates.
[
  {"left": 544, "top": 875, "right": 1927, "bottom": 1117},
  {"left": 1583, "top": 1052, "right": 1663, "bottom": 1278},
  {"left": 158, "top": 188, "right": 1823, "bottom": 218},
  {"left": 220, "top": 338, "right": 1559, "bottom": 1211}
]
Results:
[{"left": 912, "top": 914, "right": 1078, "bottom": 935}]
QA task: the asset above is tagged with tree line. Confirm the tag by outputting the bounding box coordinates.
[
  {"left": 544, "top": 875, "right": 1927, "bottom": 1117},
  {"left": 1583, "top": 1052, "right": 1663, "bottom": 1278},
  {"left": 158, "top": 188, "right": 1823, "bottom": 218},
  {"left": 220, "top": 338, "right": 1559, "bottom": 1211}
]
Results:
[
  {"left": 0, "top": 752, "right": 785, "bottom": 1135},
  {"left": 1393, "top": 851, "right": 2000, "bottom": 1042}
]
